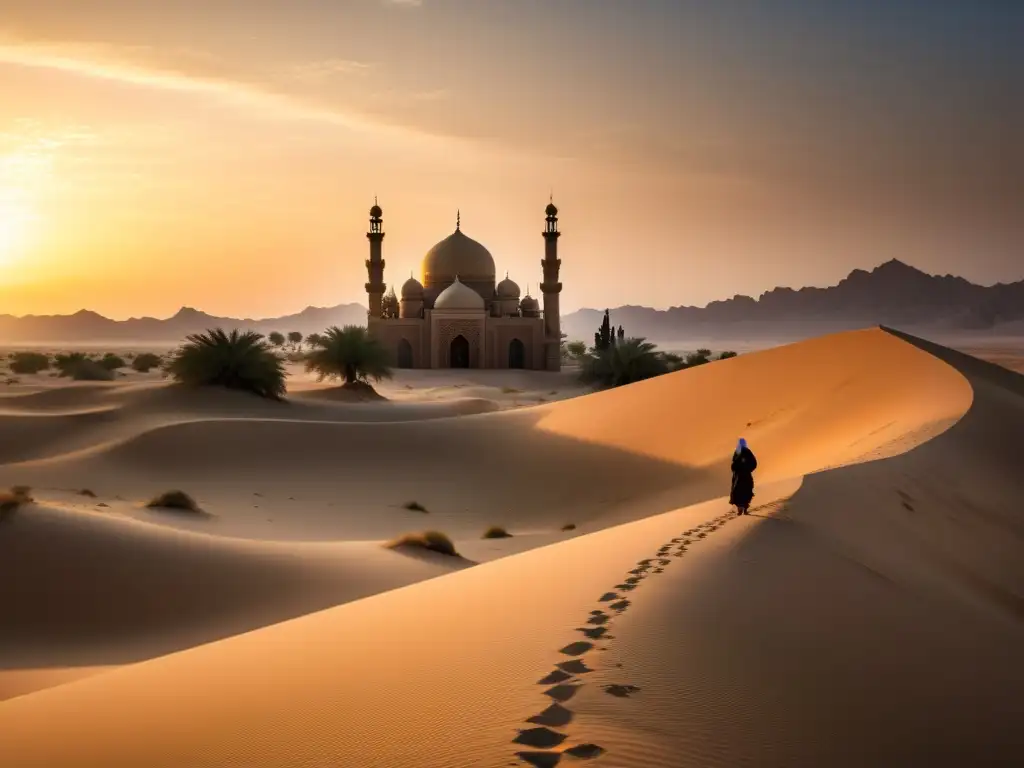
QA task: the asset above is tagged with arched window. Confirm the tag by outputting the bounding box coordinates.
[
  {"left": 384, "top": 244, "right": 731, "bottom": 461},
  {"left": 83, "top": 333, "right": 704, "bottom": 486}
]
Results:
[{"left": 508, "top": 338, "right": 526, "bottom": 369}]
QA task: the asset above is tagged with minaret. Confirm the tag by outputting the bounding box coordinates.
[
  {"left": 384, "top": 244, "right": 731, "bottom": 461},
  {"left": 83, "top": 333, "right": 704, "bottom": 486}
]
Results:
[
  {"left": 365, "top": 198, "right": 386, "bottom": 320},
  {"left": 541, "top": 196, "right": 562, "bottom": 371}
]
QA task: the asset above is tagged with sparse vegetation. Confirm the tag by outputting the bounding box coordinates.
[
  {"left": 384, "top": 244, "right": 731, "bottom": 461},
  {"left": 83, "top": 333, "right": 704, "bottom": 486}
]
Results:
[
  {"left": 0, "top": 485, "right": 33, "bottom": 519},
  {"left": 580, "top": 338, "right": 740, "bottom": 389},
  {"left": 305, "top": 325, "right": 392, "bottom": 390},
  {"left": 565, "top": 340, "right": 587, "bottom": 361},
  {"left": 719, "top": 350, "right": 738, "bottom": 360},
  {"left": 54, "top": 353, "right": 115, "bottom": 381},
  {"left": 561, "top": 523, "right": 577, "bottom": 531},
  {"left": 267, "top": 331, "right": 286, "bottom": 348},
  {"left": 167, "top": 328, "right": 287, "bottom": 400},
  {"left": 131, "top": 352, "right": 163, "bottom": 372},
  {"left": 98, "top": 353, "right": 127, "bottom": 371},
  {"left": 287, "top": 331, "right": 304, "bottom": 350},
  {"left": 78, "top": 489, "right": 97, "bottom": 497},
  {"left": 145, "top": 490, "right": 204, "bottom": 514},
  {"left": 403, "top": 500, "right": 429, "bottom": 512},
  {"left": 501, "top": 386, "right": 522, "bottom": 394},
  {"left": 482, "top": 526, "right": 512, "bottom": 539},
  {"left": 9, "top": 352, "right": 50, "bottom": 374},
  {"left": 386, "top": 530, "right": 460, "bottom": 557}
]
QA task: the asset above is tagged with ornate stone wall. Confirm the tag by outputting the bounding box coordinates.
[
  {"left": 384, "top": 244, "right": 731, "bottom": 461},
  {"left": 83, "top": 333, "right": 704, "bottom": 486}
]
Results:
[
  {"left": 434, "top": 318, "right": 484, "bottom": 368},
  {"left": 368, "top": 319, "right": 425, "bottom": 368},
  {"left": 489, "top": 317, "right": 544, "bottom": 369}
]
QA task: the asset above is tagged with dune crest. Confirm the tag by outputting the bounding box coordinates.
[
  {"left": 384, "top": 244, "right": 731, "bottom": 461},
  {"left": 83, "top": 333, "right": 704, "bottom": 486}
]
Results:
[{"left": 4, "top": 328, "right": 1018, "bottom": 766}]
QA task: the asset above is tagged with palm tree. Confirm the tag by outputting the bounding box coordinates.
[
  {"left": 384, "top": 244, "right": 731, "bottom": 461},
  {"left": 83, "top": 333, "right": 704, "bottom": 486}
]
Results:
[
  {"left": 167, "top": 328, "right": 287, "bottom": 400},
  {"left": 304, "top": 325, "right": 392, "bottom": 390},
  {"left": 579, "top": 337, "right": 670, "bottom": 388},
  {"left": 287, "top": 331, "right": 304, "bottom": 350}
]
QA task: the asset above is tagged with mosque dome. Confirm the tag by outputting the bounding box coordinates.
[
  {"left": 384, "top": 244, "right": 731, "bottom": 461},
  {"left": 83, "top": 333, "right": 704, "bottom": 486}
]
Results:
[
  {"left": 496, "top": 274, "right": 521, "bottom": 299},
  {"left": 401, "top": 275, "right": 424, "bottom": 299},
  {"left": 422, "top": 228, "right": 496, "bottom": 288},
  {"left": 434, "top": 276, "right": 486, "bottom": 311},
  {"left": 370, "top": 203, "right": 383, "bottom": 218},
  {"left": 520, "top": 294, "right": 540, "bottom": 312},
  {"left": 545, "top": 202, "right": 558, "bottom": 216}
]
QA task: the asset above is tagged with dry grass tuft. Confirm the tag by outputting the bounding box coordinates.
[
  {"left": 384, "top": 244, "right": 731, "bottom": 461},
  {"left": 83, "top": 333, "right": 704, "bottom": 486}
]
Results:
[
  {"left": 403, "top": 500, "right": 428, "bottom": 513},
  {"left": 145, "top": 490, "right": 204, "bottom": 515},
  {"left": 482, "top": 526, "right": 513, "bottom": 539},
  {"left": 78, "top": 489, "right": 97, "bottom": 498},
  {"left": 561, "top": 523, "right": 577, "bottom": 531},
  {"left": 385, "top": 530, "right": 459, "bottom": 557}
]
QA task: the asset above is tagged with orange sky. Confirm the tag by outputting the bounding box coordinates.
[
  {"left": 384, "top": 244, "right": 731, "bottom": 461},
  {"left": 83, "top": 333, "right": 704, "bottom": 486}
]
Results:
[{"left": 0, "top": 1, "right": 1021, "bottom": 319}]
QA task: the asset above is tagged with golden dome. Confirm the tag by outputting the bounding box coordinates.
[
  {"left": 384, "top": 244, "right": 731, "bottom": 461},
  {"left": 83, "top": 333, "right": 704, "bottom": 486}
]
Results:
[
  {"left": 421, "top": 228, "right": 495, "bottom": 288},
  {"left": 434, "top": 276, "right": 486, "bottom": 310}
]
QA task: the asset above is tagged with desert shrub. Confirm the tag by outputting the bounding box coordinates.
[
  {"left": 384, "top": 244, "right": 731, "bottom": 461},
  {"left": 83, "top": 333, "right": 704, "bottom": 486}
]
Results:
[
  {"left": 54, "top": 353, "right": 115, "bottom": 381},
  {"left": 482, "top": 526, "right": 512, "bottom": 539},
  {"left": 0, "top": 485, "right": 33, "bottom": 519},
  {"left": 287, "top": 331, "right": 304, "bottom": 349},
  {"left": 78, "top": 489, "right": 97, "bottom": 497},
  {"left": 561, "top": 523, "right": 577, "bottom": 531},
  {"left": 145, "top": 490, "right": 203, "bottom": 514},
  {"left": 684, "top": 348, "right": 712, "bottom": 367},
  {"left": 403, "top": 500, "right": 428, "bottom": 512},
  {"left": 131, "top": 352, "right": 163, "bottom": 372},
  {"left": 305, "top": 325, "right": 392, "bottom": 387},
  {"left": 166, "top": 328, "right": 287, "bottom": 400},
  {"left": 267, "top": 331, "right": 285, "bottom": 348},
  {"left": 9, "top": 352, "right": 50, "bottom": 374},
  {"left": 566, "top": 340, "right": 587, "bottom": 360},
  {"left": 98, "top": 353, "right": 126, "bottom": 370},
  {"left": 719, "top": 350, "right": 738, "bottom": 360},
  {"left": 385, "top": 530, "right": 459, "bottom": 557},
  {"left": 501, "top": 386, "right": 522, "bottom": 394},
  {"left": 580, "top": 337, "right": 670, "bottom": 388}
]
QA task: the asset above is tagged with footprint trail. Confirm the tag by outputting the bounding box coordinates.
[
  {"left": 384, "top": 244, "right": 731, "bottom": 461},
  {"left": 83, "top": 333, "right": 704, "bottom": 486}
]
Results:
[{"left": 511, "top": 506, "right": 745, "bottom": 764}]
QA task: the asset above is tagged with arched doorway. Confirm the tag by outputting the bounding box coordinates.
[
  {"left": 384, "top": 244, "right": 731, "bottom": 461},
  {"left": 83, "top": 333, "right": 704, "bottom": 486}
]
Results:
[
  {"left": 508, "top": 338, "right": 525, "bottom": 369},
  {"left": 396, "top": 338, "right": 414, "bottom": 369},
  {"left": 450, "top": 335, "right": 470, "bottom": 368}
]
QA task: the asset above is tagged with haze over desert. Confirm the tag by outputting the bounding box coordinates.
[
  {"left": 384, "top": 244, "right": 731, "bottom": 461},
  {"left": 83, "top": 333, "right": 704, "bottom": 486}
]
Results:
[{"left": 3, "top": 1, "right": 1024, "bottom": 765}]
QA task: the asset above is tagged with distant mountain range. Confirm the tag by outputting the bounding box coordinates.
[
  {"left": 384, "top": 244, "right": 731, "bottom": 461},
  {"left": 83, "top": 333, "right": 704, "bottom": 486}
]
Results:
[{"left": 1, "top": 260, "right": 1021, "bottom": 345}]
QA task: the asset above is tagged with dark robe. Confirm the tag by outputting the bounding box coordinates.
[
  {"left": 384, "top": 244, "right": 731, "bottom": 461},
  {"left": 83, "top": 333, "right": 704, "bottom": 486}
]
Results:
[{"left": 730, "top": 446, "right": 757, "bottom": 507}]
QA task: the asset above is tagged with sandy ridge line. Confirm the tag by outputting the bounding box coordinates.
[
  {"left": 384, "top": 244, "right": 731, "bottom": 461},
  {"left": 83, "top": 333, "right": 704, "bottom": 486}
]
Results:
[{"left": 511, "top": 506, "right": 748, "bottom": 766}]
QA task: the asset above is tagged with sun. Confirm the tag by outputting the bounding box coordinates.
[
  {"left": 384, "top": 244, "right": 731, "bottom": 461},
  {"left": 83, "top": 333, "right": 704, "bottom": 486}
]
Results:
[{"left": 0, "top": 199, "right": 38, "bottom": 265}]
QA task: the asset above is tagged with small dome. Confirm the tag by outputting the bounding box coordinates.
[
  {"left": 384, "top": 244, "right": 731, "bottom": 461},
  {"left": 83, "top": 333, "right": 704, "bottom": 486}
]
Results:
[
  {"left": 370, "top": 203, "right": 383, "bottom": 218},
  {"left": 545, "top": 202, "right": 558, "bottom": 216},
  {"left": 496, "top": 274, "right": 521, "bottom": 299},
  {"left": 434, "top": 276, "right": 485, "bottom": 311},
  {"left": 520, "top": 294, "right": 540, "bottom": 311},
  {"left": 401, "top": 275, "right": 424, "bottom": 299}
]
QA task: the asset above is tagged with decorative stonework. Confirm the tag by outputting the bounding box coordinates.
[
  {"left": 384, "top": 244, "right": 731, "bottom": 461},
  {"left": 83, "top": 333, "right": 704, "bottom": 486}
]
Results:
[{"left": 435, "top": 319, "right": 484, "bottom": 368}]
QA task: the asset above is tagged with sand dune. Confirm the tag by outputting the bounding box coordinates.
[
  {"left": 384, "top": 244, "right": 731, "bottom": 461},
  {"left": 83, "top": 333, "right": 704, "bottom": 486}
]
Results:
[{"left": 4, "top": 327, "right": 1019, "bottom": 766}]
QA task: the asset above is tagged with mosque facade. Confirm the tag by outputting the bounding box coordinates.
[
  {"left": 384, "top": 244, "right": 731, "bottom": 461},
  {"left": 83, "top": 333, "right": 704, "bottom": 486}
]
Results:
[{"left": 364, "top": 200, "right": 563, "bottom": 371}]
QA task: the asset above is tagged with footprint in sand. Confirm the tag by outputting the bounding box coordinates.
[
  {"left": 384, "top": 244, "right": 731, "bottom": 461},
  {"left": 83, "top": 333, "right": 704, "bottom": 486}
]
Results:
[
  {"left": 604, "top": 684, "right": 641, "bottom": 698},
  {"left": 658, "top": 558, "right": 671, "bottom": 565},
  {"left": 653, "top": 567, "right": 665, "bottom": 573},
  {"left": 514, "top": 727, "right": 568, "bottom": 749},
  {"left": 515, "top": 752, "right": 561, "bottom": 767},
  {"left": 566, "top": 744, "right": 606, "bottom": 759},
  {"left": 577, "top": 626, "right": 609, "bottom": 639},
  {"left": 615, "top": 583, "right": 638, "bottom": 591},
  {"left": 538, "top": 669, "right": 574, "bottom": 685},
  {"left": 598, "top": 592, "right": 618, "bottom": 602},
  {"left": 586, "top": 614, "right": 610, "bottom": 626},
  {"left": 528, "top": 703, "right": 573, "bottom": 728},
  {"left": 560, "top": 641, "right": 594, "bottom": 656},
  {"left": 544, "top": 683, "right": 580, "bottom": 702},
  {"left": 609, "top": 599, "right": 630, "bottom": 612},
  {"left": 624, "top": 576, "right": 642, "bottom": 585},
  {"left": 557, "top": 659, "right": 592, "bottom": 675}
]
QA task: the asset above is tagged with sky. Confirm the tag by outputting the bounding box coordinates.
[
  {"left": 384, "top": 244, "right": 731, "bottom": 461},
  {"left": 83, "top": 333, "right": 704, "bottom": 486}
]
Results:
[{"left": 0, "top": 0, "right": 1021, "bottom": 319}]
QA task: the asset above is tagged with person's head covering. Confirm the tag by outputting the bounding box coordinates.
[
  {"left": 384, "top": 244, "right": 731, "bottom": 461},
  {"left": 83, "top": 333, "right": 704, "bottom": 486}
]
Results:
[{"left": 736, "top": 437, "right": 747, "bottom": 454}]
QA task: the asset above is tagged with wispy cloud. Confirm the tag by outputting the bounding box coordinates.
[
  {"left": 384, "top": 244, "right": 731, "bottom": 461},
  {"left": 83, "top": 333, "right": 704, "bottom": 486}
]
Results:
[
  {"left": 0, "top": 35, "right": 455, "bottom": 149},
  {"left": 289, "top": 58, "right": 373, "bottom": 81}
]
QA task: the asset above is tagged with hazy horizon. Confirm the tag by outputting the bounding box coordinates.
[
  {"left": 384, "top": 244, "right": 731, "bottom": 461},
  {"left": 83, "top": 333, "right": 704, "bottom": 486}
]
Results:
[{"left": 2, "top": 1, "right": 1021, "bottom": 320}]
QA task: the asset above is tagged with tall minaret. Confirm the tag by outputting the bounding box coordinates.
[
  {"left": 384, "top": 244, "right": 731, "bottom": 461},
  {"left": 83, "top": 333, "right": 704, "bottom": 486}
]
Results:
[
  {"left": 541, "top": 196, "right": 562, "bottom": 371},
  {"left": 365, "top": 198, "right": 386, "bottom": 320}
]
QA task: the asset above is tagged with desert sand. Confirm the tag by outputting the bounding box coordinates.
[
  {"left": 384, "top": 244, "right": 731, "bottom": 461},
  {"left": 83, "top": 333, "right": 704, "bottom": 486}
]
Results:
[{"left": 1, "top": 327, "right": 1022, "bottom": 767}]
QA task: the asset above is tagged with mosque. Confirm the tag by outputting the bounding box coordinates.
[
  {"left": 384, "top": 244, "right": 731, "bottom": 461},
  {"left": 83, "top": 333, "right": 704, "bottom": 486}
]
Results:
[{"left": 363, "top": 199, "right": 563, "bottom": 371}]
